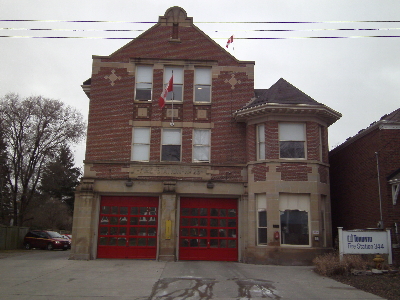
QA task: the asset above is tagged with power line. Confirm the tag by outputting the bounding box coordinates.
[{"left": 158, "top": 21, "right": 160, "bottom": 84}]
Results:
[
  {"left": 1, "top": 19, "right": 400, "bottom": 23},
  {"left": 1, "top": 27, "right": 399, "bottom": 33},
  {"left": 1, "top": 35, "right": 400, "bottom": 39}
]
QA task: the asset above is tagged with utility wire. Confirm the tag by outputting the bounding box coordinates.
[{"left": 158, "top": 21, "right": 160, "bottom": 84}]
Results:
[
  {"left": 1, "top": 27, "right": 400, "bottom": 33},
  {"left": 1, "top": 35, "right": 400, "bottom": 39},
  {"left": 1, "top": 19, "right": 400, "bottom": 23}
]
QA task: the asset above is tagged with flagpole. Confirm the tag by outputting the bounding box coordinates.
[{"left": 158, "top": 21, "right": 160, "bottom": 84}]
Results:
[{"left": 170, "top": 70, "right": 174, "bottom": 127}]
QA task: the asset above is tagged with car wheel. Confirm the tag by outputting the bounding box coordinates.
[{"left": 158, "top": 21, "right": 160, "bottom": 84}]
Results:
[
  {"left": 24, "top": 243, "right": 31, "bottom": 250},
  {"left": 47, "top": 243, "right": 54, "bottom": 251}
]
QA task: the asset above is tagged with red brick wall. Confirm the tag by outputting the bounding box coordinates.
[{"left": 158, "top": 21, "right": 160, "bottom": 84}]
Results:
[
  {"left": 85, "top": 22, "right": 254, "bottom": 181},
  {"left": 276, "top": 163, "right": 312, "bottom": 181},
  {"left": 265, "top": 121, "right": 279, "bottom": 159},
  {"left": 252, "top": 164, "right": 268, "bottom": 182},
  {"left": 329, "top": 127, "right": 400, "bottom": 264},
  {"left": 244, "top": 120, "right": 328, "bottom": 182}
]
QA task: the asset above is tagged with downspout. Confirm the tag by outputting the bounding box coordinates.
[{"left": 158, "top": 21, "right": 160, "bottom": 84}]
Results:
[{"left": 375, "top": 152, "right": 384, "bottom": 229}]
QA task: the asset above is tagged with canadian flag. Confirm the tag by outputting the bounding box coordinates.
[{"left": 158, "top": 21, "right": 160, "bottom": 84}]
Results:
[
  {"left": 226, "top": 35, "right": 233, "bottom": 48},
  {"left": 159, "top": 75, "right": 173, "bottom": 108}
]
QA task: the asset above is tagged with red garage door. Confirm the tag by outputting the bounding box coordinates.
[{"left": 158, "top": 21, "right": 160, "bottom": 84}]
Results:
[
  {"left": 98, "top": 196, "right": 158, "bottom": 259},
  {"left": 179, "top": 197, "right": 238, "bottom": 261}
]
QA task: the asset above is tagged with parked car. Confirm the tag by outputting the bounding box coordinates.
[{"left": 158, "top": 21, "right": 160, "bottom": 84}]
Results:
[
  {"left": 24, "top": 230, "right": 71, "bottom": 250},
  {"left": 62, "top": 234, "right": 72, "bottom": 240}
]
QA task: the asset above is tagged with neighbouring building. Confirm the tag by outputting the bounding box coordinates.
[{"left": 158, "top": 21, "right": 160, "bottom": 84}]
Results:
[
  {"left": 330, "top": 108, "right": 400, "bottom": 265},
  {"left": 70, "top": 6, "right": 341, "bottom": 265}
]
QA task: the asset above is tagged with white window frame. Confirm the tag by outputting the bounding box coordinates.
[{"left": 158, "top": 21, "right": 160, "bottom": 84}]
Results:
[
  {"left": 131, "top": 127, "right": 150, "bottom": 161},
  {"left": 161, "top": 128, "right": 182, "bottom": 162},
  {"left": 279, "top": 193, "right": 311, "bottom": 247},
  {"left": 165, "top": 66, "right": 183, "bottom": 102},
  {"left": 256, "top": 194, "right": 267, "bottom": 245},
  {"left": 193, "top": 129, "right": 211, "bottom": 163},
  {"left": 257, "top": 124, "right": 265, "bottom": 160},
  {"left": 194, "top": 67, "right": 211, "bottom": 103},
  {"left": 279, "top": 122, "right": 306, "bottom": 159},
  {"left": 135, "top": 65, "right": 153, "bottom": 101}
]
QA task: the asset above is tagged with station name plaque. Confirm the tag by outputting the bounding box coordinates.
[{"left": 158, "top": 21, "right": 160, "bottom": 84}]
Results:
[{"left": 127, "top": 165, "right": 211, "bottom": 179}]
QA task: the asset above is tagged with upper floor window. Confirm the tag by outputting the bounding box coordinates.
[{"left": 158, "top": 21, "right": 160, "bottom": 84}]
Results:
[
  {"left": 161, "top": 128, "right": 181, "bottom": 161},
  {"left": 135, "top": 65, "right": 153, "bottom": 101},
  {"left": 131, "top": 128, "right": 150, "bottom": 161},
  {"left": 193, "top": 129, "right": 210, "bottom": 162},
  {"left": 257, "top": 124, "right": 265, "bottom": 160},
  {"left": 279, "top": 123, "right": 306, "bottom": 159},
  {"left": 194, "top": 68, "right": 211, "bottom": 103},
  {"left": 165, "top": 66, "right": 183, "bottom": 101}
]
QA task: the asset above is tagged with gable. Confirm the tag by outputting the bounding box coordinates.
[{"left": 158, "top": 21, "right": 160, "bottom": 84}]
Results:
[{"left": 101, "top": 7, "right": 242, "bottom": 66}]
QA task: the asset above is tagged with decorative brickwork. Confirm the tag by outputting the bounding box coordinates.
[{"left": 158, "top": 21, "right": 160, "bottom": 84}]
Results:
[
  {"left": 252, "top": 164, "right": 268, "bottom": 182},
  {"left": 276, "top": 163, "right": 312, "bottom": 181}
]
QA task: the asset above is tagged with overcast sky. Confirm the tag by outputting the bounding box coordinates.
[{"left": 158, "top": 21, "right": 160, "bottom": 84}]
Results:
[{"left": 1, "top": 0, "right": 399, "bottom": 167}]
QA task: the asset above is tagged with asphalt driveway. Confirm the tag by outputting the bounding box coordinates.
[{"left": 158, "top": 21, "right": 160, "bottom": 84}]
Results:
[{"left": 0, "top": 250, "right": 384, "bottom": 299}]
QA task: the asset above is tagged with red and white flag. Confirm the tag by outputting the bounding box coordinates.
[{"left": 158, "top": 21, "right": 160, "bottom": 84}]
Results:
[
  {"left": 226, "top": 35, "right": 233, "bottom": 48},
  {"left": 159, "top": 75, "right": 173, "bottom": 108}
]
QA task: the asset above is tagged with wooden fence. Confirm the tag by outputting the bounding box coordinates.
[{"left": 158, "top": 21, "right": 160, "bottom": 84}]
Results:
[{"left": 0, "top": 226, "right": 30, "bottom": 250}]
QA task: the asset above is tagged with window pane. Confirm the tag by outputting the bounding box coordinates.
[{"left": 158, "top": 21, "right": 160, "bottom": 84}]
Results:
[
  {"left": 161, "top": 145, "right": 181, "bottom": 161},
  {"left": 165, "top": 67, "right": 183, "bottom": 84},
  {"left": 166, "top": 85, "right": 182, "bottom": 101},
  {"left": 194, "top": 129, "right": 210, "bottom": 144},
  {"left": 280, "top": 141, "right": 305, "bottom": 158},
  {"left": 257, "top": 124, "right": 265, "bottom": 160},
  {"left": 259, "top": 144, "right": 265, "bottom": 160},
  {"left": 279, "top": 123, "right": 305, "bottom": 140},
  {"left": 101, "top": 206, "right": 110, "bottom": 214},
  {"left": 132, "top": 144, "right": 150, "bottom": 161},
  {"left": 163, "top": 129, "right": 181, "bottom": 144},
  {"left": 137, "top": 65, "right": 153, "bottom": 82},
  {"left": 258, "top": 210, "right": 267, "bottom": 227},
  {"left": 132, "top": 128, "right": 150, "bottom": 161},
  {"left": 258, "top": 228, "right": 268, "bottom": 244},
  {"left": 257, "top": 124, "right": 265, "bottom": 142},
  {"left": 193, "top": 129, "right": 210, "bottom": 162},
  {"left": 135, "top": 85, "right": 151, "bottom": 100},
  {"left": 194, "top": 146, "right": 210, "bottom": 161},
  {"left": 162, "top": 129, "right": 181, "bottom": 161},
  {"left": 99, "top": 237, "right": 108, "bottom": 245},
  {"left": 133, "top": 128, "right": 150, "bottom": 143},
  {"left": 195, "top": 85, "right": 211, "bottom": 102},
  {"left": 195, "top": 68, "right": 211, "bottom": 85},
  {"left": 280, "top": 210, "right": 309, "bottom": 245},
  {"left": 135, "top": 66, "right": 153, "bottom": 100}
]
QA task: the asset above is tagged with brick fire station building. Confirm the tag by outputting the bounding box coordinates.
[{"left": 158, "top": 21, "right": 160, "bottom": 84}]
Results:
[
  {"left": 330, "top": 108, "right": 400, "bottom": 264},
  {"left": 70, "top": 6, "right": 341, "bottom": 264}
]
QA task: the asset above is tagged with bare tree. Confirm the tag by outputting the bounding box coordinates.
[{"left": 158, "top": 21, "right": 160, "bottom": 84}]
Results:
[{"left": 0, "top": 93, "right": 86, "bottom": 226}]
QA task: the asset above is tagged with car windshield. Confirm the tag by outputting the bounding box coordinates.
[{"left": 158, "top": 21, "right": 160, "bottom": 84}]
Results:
[{"left": 47, "top": 231, "right": 63, "bottom": 238}]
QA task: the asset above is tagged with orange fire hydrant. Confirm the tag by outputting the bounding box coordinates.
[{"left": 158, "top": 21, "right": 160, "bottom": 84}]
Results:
[{"left": 373, "top": 255, "right": 385, "bottom": 269}]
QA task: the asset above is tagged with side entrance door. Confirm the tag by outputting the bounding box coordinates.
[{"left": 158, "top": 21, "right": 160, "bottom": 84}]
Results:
[
  {"left": 97, "top": 196, "right": 158, "bottom": 259},
  {"left": 179, "top": 197, "right": 238, "bottom": 261}
]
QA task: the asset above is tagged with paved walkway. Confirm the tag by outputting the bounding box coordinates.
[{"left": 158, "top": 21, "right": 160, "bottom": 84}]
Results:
[{"left": 0, "top": 250, "right": 384, "bottom": 299}]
